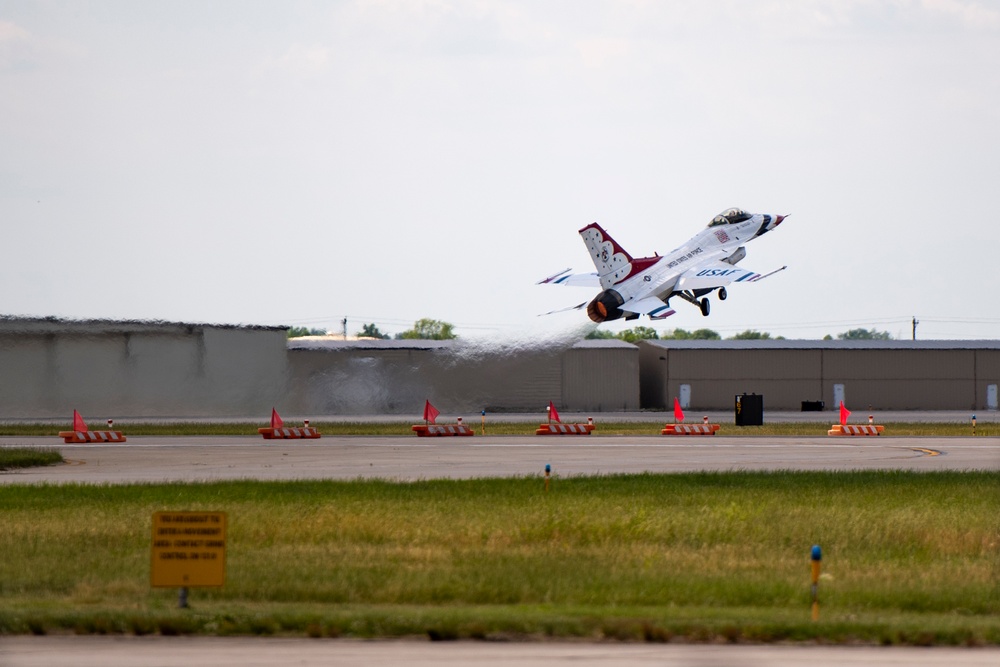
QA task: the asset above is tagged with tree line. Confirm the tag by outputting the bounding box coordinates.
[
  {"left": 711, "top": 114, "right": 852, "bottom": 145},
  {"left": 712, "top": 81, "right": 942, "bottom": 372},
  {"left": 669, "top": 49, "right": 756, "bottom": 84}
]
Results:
[
  {"left": 291, "top": 321, "right": 894, "bottom": 341},
  {"left": 288, "top": 319, "right": 457, "bottom": 340},
  {"left": 587, "top": 326, "right": 894, "bottom": 342}
]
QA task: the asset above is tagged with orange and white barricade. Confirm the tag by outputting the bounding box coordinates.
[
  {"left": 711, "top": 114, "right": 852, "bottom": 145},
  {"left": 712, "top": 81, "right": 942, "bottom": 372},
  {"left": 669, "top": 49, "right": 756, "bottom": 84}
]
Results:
[
  {"left": 535, "top": 422, "right": 596, "bottom": 435},
  {"left": 661, "top": 423, "right": 720, "bottom": 436},
  {"left": 827, "top": 424, "right": 884, "bottom": 436},
  {"left": 536, "top": 402, "right": 596, "bottom": 435},
  {"left": 59, "top": 429, "right": 127, "bottom": 443},
  {"left": 259, "top": 425, "right": 322, "bottom": 440},
  {"left": 412, "top": 403, "right": 475, "bottom": 436},
  {"left": 828, "top": 403, "right": 884, "bottom": 435},
  {"left": 411, "top": 422, "right": 475, "bottom": 437},
  {"left": 259, "top": 409, "right": 321, "bottom": 440},
  {"left": 58, "top": 411, "right": 126, "bottom": 444}
]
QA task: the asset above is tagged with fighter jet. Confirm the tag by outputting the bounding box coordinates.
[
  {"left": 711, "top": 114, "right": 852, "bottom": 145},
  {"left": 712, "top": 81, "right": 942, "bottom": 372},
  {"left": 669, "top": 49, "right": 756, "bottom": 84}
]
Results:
[{"left": 539, "top": 208, "right": 787, "bottom": 322}]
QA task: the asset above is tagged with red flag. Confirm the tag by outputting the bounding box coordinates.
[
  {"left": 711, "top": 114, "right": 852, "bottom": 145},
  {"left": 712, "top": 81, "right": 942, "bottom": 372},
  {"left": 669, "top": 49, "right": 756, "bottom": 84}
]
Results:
[
  {"left": 673, "top": 397, "right": 685, "bottom": 423},
  {"left": 839, "top": 401, "right": 850, "bottom": 426},
  {"left": 72, "top": 409, "right": 88, "bottom": 432},
  {"left": 423, "top": 400, "right": 440, "bottom": 424},
  {"left": 270, "top": 408, "right": 284, "bottom": 429},
  {"left": 548, "top": 401, "right": 561, "bottom": 423}
]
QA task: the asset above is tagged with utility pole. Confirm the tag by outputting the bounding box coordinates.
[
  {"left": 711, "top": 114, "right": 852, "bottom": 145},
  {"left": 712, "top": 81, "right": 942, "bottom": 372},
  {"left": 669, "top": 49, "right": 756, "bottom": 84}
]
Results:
[
  {"left": 342, "top": 317, "right": 348, "bottom": 340},
  {"left": 912, "top": 316, "right": 918, "bottom": 341}
]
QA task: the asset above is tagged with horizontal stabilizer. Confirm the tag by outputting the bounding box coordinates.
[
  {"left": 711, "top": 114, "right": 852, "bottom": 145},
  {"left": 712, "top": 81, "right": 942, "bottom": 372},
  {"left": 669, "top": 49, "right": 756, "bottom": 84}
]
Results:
[
  {"left": 536, "top": 269, "right": 601, "bottom": 287},
  {"left": 539, "top": 302, "right": 588, "bottom": 316}
]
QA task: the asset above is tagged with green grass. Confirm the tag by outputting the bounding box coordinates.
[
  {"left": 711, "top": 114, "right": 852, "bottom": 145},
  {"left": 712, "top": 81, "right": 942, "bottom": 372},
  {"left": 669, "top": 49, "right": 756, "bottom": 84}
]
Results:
[
  {"left": 1, "top": 472, "right": 997, "bottom": 643},
  {"left": 0, "top": 421, "right": 996, "bottom": 437},
  {"left": 0, "top": 447, "right": 63, "bottom": 470}
]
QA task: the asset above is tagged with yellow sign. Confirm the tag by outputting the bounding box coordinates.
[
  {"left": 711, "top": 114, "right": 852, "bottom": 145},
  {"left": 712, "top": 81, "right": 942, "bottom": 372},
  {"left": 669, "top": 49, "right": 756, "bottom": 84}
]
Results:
[{"left": 151, "top": 511, "right": 227, "bottom": 588}]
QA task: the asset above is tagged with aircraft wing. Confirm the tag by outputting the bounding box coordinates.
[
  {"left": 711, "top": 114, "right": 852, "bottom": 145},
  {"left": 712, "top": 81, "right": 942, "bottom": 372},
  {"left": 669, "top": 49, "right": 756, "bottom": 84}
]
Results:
[
  {"left": 621, "top": 296, "right": 676, "bottom": 320},
  {"left": 674, "top": 263, "right": 786, "bottom": 293},
  {"left": 536, "top": 268, "right": 601, "bottom": 288}
]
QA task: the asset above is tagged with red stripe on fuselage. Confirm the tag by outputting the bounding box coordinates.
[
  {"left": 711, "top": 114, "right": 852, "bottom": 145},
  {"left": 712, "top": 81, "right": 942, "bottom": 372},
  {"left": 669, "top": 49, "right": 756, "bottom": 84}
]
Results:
[{"left": 624, "top": 255, "right": 661, "bottom": 282}]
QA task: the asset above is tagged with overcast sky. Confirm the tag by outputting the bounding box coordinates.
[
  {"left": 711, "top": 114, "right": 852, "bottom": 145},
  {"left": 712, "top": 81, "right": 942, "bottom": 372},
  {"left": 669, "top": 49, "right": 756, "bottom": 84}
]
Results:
[{"left": 3, "top": 1, "right": 998, "bottom": 340}]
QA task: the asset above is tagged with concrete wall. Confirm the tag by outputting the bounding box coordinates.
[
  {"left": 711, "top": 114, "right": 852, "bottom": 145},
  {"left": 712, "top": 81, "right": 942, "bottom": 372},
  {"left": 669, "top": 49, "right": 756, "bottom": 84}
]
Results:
[
  {"left": 0, "top": 318, "right": 288, "bottom": 418},
  {"left": 3, "top": 317, "right": 997, "bottom": 418},
  {"left": 639, "top": 340, "right": 1000, "bottom": 411},
  {"left": 285, "top": 338, "right": 639, "bottom": 415},
  {"left": 563, "top": 341, "right": 640, "bottom": 412}
]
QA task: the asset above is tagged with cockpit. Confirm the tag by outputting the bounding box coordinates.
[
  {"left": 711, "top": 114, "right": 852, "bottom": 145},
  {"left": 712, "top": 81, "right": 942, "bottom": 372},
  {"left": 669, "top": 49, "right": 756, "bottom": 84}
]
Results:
[{"left": 707, "top": 208, "right": 753, "bottom": 227}]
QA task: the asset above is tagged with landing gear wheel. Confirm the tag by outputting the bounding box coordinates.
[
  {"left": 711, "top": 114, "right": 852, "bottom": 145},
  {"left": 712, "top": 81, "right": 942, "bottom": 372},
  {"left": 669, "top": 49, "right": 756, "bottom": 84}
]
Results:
[
  {"left": 700, "top": 298, "right": 710, "bottom": 317},
  {"left": 718, "top": 287, "right": 727, "bottom": 301}
]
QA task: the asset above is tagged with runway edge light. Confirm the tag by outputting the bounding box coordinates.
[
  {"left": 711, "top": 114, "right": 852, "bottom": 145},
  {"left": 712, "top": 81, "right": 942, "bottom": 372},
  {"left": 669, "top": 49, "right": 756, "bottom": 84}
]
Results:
[{"left": 810, "top": 545, "right": 822, "bottom": 621}]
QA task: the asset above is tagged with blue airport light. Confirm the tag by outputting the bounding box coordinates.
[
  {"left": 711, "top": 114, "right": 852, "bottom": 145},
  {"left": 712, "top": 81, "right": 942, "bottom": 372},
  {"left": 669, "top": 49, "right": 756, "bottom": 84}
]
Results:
[{"left": 810, "top": 544, "right": 822, "bottom": 621}]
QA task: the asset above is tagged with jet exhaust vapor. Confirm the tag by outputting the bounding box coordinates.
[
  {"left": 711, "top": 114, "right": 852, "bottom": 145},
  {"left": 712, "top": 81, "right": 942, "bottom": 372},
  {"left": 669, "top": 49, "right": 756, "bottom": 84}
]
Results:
[{"left": 539, "top": 208, "right": 787, "bottom": 322}]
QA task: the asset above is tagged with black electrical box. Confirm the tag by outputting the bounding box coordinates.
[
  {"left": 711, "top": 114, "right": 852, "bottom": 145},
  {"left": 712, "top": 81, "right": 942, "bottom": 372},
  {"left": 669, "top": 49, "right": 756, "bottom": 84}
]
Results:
[{"left": 735, "top": 393, "right": 763, "bottom": 426}]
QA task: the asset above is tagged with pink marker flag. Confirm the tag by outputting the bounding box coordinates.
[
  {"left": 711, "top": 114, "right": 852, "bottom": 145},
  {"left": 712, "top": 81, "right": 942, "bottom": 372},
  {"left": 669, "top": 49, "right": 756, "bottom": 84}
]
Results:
[
  {"left": 548, "top": 401, "right": 561, "bottom": 423},
  {"left": 423, "top": 400, "right": 440, "bottom": 424},
  {"left": 72, "top": 409, "right": 88, "bottom": 432},
  {"left": 673, "top": 397, "right": 685, "bottom": 423},
  {"left": 270, "top": 407, "right": 284, "bottom": 429},
  {"left": 839, "top": 401, "right": 851, "bottom": 426}
]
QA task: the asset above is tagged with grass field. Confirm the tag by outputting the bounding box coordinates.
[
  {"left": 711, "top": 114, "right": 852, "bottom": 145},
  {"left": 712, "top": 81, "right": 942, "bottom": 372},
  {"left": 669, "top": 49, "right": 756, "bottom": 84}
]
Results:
[
  {"left": 0, "top": 420, "right": 995, "bottom": 437},
  {"left": 0, "top": 447, "right": 63, "bottom": 470},
  {"left": 1, "top": 472, "right": 997, "bottom": 644}
]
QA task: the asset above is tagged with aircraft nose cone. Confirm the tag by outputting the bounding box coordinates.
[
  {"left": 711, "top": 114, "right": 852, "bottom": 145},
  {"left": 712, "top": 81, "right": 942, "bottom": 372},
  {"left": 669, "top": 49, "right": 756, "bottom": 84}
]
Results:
[{"left": 774, "top": 214, "right": 787, "bottom": 226}]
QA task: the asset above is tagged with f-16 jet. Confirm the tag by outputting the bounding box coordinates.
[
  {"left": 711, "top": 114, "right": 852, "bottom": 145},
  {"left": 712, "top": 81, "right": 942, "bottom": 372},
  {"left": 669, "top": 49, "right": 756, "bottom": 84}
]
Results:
[{"left": 539, "top": 208, "right": 787, "bottom": 322}]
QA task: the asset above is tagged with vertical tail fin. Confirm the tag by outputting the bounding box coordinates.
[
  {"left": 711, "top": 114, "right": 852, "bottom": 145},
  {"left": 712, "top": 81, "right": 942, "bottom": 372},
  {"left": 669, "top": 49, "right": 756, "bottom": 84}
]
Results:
[{"left": 578, "top": 223, "right": 635, "bottom": 289}]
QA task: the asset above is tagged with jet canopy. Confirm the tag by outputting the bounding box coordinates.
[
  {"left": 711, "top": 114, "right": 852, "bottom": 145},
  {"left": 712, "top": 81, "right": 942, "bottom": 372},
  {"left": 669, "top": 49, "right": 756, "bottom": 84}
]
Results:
[{"left": 708, "top": 208, "right": 753, "bottom": 227}]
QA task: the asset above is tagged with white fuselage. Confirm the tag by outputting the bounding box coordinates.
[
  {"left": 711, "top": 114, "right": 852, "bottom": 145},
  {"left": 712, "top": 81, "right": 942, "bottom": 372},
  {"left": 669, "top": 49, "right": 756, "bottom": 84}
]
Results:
[{"left": 610, "top": 214, "right": 772, "bottom": 303}]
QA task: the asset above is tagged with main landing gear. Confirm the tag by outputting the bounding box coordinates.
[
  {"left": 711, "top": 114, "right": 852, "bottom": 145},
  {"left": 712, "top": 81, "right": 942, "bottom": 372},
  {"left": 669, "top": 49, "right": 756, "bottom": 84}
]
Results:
[
  {"left": 673, "top": 286, "right": 728, "bottom": 317},
  {"left": 674, "top": 290, "right": 714, "bottom": 317}
]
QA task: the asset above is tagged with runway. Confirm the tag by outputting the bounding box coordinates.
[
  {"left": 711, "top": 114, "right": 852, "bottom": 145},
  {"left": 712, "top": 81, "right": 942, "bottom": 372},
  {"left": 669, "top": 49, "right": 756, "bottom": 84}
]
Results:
[
  {"left": 1, "top": 434, "right": 997, "bottom": 484},
  {"left": 3, "top": 435, "right": 998, "bottom": 666},
  {"left": 2, "top": 636, "right": 999, "bottom": 667}
]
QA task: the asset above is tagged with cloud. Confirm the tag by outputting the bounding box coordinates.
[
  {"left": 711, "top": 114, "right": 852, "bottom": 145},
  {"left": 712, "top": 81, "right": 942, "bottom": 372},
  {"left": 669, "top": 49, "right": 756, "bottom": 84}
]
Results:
[
  {"left": 576, "top": 36, "right": 632, "bottom": 70},
  {"left": 0, "top": 20, "right": 35, "bottom": 72},
  {"left": 268, "top": 43, "right": 331, "bottom": 78},
  {"left": 923, "top": 0, "right": 1000, "bottom": 29}
]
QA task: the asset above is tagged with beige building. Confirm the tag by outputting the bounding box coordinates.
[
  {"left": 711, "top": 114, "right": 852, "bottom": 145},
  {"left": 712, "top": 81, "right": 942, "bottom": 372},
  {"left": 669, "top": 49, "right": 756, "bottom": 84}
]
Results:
[
  {"left": 0, "top": 317, "right": 288, "bottom": 418},
  {"left": 638, "top": 339, "right": 1000, "bottom": 411},
  {"left": 2, "top": 317, "right": 998, "bottom": 418},
  {"left": 286, "top": 337, "right": 640, "bottom": 414},
  {"left": 0, "top": 318, "right": 639, "bottom": 418}
]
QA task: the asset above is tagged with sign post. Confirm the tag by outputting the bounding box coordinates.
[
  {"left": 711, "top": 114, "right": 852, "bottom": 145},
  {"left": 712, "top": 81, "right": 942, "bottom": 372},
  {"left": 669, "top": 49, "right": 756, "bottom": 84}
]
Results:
[{"left": 151, "top": 511, "right": 227, "bottom": 607}]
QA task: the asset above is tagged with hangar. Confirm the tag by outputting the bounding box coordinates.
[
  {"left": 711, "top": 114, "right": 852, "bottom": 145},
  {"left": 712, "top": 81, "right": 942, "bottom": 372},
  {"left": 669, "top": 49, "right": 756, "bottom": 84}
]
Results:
[
  {"left": 0, "top": 318, "right": 639, "bottom": 417},
  {"left": 638, "top": 339, "right": 1000, "bottom": 412},
  {"left": 286, "top": 337, "right": 640, "bottom": 414},
  {"left": 1, "top": 317, "right": 997, "bottom": 418},
  {"left": 0, "top": 317, "right": 288, "bottom": 418}
]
